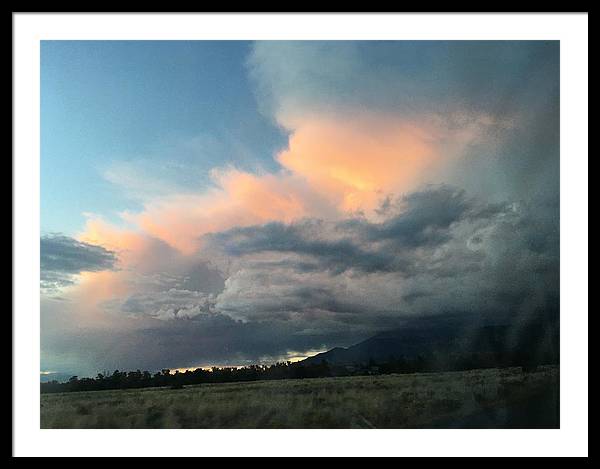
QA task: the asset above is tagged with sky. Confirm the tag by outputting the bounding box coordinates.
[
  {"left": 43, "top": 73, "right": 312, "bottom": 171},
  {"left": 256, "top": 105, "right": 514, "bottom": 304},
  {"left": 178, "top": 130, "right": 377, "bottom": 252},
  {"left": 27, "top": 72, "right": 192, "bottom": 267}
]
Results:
[{"left": 40, "top": 40, "right": 560, "bottom": 377}]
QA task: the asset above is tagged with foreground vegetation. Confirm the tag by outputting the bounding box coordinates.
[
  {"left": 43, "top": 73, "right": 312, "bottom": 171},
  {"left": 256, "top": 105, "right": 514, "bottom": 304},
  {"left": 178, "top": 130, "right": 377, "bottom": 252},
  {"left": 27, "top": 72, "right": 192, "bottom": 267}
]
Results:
[{"left": 41, "top": 365, "right": 558, "bottom": 429}]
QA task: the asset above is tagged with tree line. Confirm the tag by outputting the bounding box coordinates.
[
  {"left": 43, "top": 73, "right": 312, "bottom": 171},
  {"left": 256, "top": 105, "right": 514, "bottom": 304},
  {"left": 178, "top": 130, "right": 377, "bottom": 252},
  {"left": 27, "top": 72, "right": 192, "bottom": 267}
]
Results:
[
  {"left": 40, "top": 348, "right": 551, "bottom": 394},
  {"left": 40, "top": 356, "right": 437, "bottom": 394},
  {"left": 41, "top": 361, "right": 333, "bottom": 393}
]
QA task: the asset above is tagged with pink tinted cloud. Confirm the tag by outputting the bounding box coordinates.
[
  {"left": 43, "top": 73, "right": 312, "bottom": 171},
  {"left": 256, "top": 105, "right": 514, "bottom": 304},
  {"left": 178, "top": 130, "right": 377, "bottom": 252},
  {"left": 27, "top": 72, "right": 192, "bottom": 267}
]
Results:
[{"left": 83, "top": 111, "right": 501, "bottom": 258}]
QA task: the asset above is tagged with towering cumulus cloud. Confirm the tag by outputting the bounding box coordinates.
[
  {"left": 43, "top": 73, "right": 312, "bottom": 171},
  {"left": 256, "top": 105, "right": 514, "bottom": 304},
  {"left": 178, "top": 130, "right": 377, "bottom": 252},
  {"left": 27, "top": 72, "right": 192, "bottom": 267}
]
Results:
[{"left": 41, "top": 41, "right": 559, "bottom": 376}]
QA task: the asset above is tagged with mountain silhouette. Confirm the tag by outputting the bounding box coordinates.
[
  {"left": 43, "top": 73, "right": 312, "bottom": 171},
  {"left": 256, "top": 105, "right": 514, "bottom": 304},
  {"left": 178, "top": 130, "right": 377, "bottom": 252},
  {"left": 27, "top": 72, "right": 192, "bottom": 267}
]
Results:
[{"left": 300, "top": 319, "right": 558, "bottom": 369}]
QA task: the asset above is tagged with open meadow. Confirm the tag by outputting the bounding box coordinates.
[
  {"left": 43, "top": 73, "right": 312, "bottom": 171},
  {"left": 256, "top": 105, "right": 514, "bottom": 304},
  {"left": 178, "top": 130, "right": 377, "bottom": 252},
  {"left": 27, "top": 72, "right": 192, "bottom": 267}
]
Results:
[{"left": 41, "top": 365, "right": 559, "bottom": 429}]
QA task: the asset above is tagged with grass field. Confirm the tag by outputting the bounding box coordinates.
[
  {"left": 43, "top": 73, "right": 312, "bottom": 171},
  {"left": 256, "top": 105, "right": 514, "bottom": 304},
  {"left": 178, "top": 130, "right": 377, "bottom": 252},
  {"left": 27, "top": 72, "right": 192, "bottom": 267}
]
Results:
[{"left": 41, "top": 365, "right": 559, "bottom": 429}]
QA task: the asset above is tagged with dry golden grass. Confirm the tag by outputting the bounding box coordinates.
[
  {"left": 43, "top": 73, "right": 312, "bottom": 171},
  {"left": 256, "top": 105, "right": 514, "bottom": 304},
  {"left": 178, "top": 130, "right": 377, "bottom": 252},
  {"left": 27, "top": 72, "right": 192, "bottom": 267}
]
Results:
[{"left": 41, "top": 365, "right": 558, "bottom": 429}]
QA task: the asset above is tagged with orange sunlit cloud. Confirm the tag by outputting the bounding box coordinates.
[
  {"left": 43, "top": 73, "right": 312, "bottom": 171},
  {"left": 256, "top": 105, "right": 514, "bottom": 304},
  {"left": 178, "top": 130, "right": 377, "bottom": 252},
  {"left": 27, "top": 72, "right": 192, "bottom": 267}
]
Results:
[
  {"left": 122, "top": 170, "right": 314, "bottom": 255},
  {"left": 78, "top": 217, "right": 149, "bottom": 265},
  {"left": 78, "top": 112, "right": 495, "bottom": 258},
  {"left": 277, "top": 115, "right": 439, "bottom": 213}
]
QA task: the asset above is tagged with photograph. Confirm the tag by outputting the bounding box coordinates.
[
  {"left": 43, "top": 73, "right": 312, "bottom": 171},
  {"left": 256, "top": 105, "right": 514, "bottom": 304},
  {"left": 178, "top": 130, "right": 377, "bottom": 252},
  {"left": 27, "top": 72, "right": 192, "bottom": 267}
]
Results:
[
  {"left": 38, "top": 38, "right": 561, "bottom": 429},
  {"left": 12, "top": 12, "right": 588, "bottom": 458}
]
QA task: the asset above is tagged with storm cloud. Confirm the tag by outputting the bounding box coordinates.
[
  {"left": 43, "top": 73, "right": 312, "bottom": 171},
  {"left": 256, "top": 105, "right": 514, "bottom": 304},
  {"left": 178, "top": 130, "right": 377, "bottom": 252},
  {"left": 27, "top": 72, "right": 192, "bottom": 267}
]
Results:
[
  {"left": 210, "top": 185, "right": 558, "bottom": 328},
  {"left": 210, "top": 186, "right": 521, "bottom": 275}
]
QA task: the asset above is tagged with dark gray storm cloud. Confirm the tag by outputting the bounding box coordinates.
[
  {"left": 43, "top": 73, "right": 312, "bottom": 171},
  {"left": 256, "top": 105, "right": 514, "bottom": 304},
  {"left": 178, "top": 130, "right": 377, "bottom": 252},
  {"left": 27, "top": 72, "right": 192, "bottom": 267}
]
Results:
[
  {"left": 41, "top": 301, "right": 361, "bottom": 376},
  {"left": 209, "top": 185, "right": 558, "bottom": 328},
  {"left": 210, "top": 186, "right": 518, "bottom": 274},
  {"left": 212, "top": 219, "right": 393, "bottom": 274},
  {"left": 41, "top": 234, "right": 117, "bottom": 272},
  {"left": 40, "top": 234, "right": 118, "bottom": 292}
]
